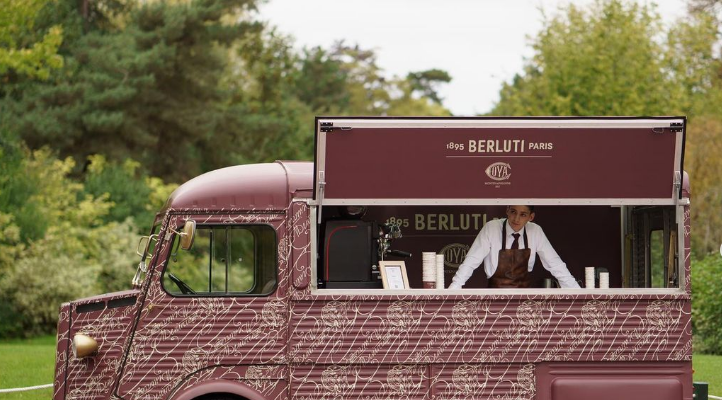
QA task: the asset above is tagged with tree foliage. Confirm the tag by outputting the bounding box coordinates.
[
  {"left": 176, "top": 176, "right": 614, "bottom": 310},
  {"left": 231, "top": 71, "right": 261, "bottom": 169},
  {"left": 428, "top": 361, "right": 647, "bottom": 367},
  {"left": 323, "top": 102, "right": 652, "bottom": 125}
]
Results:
[
  {"left": 0, "top": 0, "right": 453, "bottom": 337},
  {"left": 4, "top": 0, "right": 261, "bottom": 182},
  {"left": 492, "top": 0, "right": 675, "bottom": 116},
  {"left": 0, "top": 147, "right": 137, "bottom": 337},
  {"left": 0, "top": 0, "right": 64, "bottom": 81},
  {"left": 692, "top": 253, "right": 722, "bottom": 354}
]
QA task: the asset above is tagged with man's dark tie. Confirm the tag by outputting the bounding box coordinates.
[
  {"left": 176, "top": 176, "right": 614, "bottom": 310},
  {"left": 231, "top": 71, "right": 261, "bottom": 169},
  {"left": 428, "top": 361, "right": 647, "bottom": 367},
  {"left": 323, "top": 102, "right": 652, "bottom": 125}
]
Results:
[{"left": 511, "top": 233, "right": 520, "bottom": 249}]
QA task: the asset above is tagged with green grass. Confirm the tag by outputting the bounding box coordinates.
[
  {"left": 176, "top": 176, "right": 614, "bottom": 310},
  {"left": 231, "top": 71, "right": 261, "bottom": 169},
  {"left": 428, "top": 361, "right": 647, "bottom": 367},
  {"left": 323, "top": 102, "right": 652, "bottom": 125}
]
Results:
[
  {"left": 1, "top": 336, "right": 721, "bottom": 399},
  {"left": 694, "top": 354, "right": 722, "bottom": 397},
  {"left": 0, "top": 335, "right": 55, "bottom": 400}
]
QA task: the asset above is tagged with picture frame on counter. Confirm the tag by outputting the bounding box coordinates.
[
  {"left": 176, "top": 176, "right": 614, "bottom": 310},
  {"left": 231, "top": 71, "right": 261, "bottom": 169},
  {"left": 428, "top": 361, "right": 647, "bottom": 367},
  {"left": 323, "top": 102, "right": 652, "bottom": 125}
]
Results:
[{"left": 380, "top": 261, "right": 410, "bottom": 290}]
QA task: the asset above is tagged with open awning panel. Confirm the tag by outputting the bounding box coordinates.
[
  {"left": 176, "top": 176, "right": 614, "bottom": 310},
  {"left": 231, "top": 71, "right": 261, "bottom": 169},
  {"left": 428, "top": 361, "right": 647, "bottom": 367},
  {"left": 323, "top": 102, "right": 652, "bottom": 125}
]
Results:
[{"left": 314, "top": 118, "right": 685, "bottom": 205}]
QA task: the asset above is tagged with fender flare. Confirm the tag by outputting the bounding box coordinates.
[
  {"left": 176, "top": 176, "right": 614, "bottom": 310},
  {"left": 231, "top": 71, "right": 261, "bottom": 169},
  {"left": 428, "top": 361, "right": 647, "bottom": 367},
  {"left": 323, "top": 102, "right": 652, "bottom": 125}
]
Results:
[{"left": 170, "top": 379, "right": 267, "bottom": 400}]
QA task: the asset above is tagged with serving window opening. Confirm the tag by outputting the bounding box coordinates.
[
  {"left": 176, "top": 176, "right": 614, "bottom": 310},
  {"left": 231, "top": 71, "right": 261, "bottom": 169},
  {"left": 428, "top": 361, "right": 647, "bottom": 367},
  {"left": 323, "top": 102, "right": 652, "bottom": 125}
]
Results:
[{"left": 316, "top": 204, "right": 681, "bottom": 290}]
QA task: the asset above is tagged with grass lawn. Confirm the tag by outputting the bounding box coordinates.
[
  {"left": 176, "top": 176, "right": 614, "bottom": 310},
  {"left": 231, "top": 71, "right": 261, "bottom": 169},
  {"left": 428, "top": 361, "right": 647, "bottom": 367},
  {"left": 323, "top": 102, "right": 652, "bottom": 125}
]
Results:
[
  {"left": 1, "top": 335, "right": 721, "bottom": 399},
  {"left": 694, "top": 353, "right": 722, "bottom": 397},
  {"left": 0, "top": 335, "right": 55, "bottom": 400}
]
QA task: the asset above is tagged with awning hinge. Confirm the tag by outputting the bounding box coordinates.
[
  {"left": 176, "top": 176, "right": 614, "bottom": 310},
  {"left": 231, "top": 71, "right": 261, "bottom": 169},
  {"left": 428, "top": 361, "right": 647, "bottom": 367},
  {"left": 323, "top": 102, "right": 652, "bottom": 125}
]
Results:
[
  {"left": 320, "top": 122, "right": 352, "bottom": 132},
  {"left": 673, "top": 171, "right": 682, "bottom": 199}
]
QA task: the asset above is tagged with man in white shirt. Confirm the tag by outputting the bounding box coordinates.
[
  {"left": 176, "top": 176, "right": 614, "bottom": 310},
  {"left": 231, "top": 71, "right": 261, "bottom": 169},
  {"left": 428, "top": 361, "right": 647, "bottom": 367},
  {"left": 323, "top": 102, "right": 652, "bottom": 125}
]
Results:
[{"left": 448, "top": 205, "right": 580, "bottom": 289}]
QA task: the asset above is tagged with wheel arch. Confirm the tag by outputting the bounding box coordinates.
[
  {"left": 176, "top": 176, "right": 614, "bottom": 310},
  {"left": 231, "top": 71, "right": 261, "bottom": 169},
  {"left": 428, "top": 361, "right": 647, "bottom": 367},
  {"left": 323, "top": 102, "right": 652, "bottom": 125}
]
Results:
[{"left": 169, "top": 380, "right": 268, "bottom": 400}]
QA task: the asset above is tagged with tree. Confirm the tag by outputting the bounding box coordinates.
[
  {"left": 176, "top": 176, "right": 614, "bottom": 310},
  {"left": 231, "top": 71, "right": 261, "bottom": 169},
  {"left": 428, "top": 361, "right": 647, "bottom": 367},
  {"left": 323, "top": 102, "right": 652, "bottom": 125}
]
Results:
[
  {"left": 692, "top": 253, "right": 722, "bottom": 354},
  {"left": 406, "top": 69, "right": 452, "bottom": 105},
  {"left": 685, "top": 117, "right": 722, "bottom": 259},
  {"left": 4, "top": 0, "right": 261, "bottom": 182},
  {"left": 491, "top": 0, "right": 675, "bottom": 116},
  {"left": 328, "top": 42, "right": 452, "bottom": 116},
  {"left": 294, "top": 46, "right": 351, "bottom": 114},
  {"left": 0, "top": 0, "right": 63, "bottom": 81}
]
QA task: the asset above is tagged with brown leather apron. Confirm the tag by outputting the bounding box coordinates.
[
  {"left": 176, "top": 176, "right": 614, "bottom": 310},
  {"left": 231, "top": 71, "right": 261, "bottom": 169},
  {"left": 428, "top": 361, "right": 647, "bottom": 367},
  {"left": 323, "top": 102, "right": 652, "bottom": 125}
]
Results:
[{"left": 489, "top": 219, "right": 531, "bottom": 288}]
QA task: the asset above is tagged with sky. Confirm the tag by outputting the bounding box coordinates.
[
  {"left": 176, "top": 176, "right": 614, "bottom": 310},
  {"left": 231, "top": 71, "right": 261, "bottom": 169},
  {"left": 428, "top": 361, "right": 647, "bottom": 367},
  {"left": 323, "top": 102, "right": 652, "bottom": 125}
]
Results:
[{"left": 258, "top": 0, "right": 689, "bottom": 115}]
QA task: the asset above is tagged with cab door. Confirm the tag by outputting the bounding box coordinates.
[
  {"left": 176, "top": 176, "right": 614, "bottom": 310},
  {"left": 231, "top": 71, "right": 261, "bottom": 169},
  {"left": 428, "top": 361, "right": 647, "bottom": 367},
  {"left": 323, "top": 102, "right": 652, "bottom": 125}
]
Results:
[{"left": 116, "top": 213, "right": 289, "bottom": 400}]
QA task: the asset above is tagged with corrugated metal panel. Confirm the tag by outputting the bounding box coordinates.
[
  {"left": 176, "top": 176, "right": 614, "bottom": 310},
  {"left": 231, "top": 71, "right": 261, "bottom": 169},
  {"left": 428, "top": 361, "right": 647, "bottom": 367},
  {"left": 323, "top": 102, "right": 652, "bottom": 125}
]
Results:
[
  {"left": 432, "top": 363, "right": 535, "bottom": 400},
  {"left": 292, "top": 364, "right": 429, "bottom": 400},
  {"left": 289, "top": 298, "right": 691, "bottom": 364},
  {"left": 117, "top": 297, "right": 288, "bottom": 399}
]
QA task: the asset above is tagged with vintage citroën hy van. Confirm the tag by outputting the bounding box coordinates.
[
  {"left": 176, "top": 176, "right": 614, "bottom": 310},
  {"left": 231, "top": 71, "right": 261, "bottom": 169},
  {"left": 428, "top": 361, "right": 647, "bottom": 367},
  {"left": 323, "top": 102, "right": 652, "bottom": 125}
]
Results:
[{"left": 55, "top": 117, "right": 692, "bottom": 400}]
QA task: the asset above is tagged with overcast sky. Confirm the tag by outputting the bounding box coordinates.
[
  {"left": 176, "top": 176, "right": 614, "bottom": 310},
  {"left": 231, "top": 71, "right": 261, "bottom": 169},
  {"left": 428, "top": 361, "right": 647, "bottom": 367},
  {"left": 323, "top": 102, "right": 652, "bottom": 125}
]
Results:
[{"left": 258, "top": 0, "right": 688, "bottom": 115}]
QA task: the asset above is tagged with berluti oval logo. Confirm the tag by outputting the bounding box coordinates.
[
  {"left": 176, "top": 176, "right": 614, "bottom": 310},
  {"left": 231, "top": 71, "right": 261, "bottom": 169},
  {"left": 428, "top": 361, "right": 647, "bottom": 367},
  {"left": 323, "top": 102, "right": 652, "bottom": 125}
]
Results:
[
  {"left": 440, "top": 243, "right": 470, "bottom": 269},
  {"left": 485, "top": 162, "right": 511, "bottom": 181}
]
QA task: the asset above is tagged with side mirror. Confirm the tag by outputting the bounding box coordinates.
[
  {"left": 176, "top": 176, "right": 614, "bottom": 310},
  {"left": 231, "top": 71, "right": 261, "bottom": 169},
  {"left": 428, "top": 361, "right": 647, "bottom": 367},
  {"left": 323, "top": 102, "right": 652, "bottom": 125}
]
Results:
[
  {"left": 179, "top": 220, "right": 196, "bottom": 250},
  {"left": 136, "top": 236, "right": 151, "bottom": 258}
]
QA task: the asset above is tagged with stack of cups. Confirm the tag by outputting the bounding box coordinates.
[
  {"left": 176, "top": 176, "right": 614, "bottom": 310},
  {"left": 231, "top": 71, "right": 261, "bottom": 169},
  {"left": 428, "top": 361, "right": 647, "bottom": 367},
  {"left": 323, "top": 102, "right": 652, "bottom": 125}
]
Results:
[
  {"left": 599, "top": 272, "right": 609, "bottom": 289},
  {"left": 435, "top": 254, "right": 445, "bottom": 289},
  {"left": 422, "top": 252, "right": 437, "bottom": 288},
  {"left": 585, "top": 267, "right": 595, "bottom": 289}
]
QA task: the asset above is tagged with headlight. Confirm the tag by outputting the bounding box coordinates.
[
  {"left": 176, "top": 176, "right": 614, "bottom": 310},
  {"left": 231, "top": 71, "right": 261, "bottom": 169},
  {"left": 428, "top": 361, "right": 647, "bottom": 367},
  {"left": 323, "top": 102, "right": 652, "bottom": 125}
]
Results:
[{"left": 72, "top": 333, "right": 98, "bottom": 358}]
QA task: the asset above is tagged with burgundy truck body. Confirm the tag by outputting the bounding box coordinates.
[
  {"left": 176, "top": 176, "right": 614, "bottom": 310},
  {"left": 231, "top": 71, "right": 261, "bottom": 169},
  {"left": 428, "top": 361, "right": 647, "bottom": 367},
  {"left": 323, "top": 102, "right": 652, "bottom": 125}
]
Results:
[{"left": 54, "top": 117, "right": 692, "bottom": 400}]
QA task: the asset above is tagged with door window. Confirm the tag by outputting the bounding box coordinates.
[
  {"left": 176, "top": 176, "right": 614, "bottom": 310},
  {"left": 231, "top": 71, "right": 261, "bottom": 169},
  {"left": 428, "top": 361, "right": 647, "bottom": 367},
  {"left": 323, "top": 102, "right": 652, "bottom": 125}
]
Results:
[{"left": 163, "top": 225, "right": 277, "bottom": 296}]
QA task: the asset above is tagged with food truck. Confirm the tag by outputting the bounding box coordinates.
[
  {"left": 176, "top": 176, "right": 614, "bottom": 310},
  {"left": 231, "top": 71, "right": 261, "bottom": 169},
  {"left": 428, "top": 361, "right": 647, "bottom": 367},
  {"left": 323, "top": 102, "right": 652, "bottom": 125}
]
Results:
[{"left": 54, "top": 117, "right": 692, "bottom": 400}]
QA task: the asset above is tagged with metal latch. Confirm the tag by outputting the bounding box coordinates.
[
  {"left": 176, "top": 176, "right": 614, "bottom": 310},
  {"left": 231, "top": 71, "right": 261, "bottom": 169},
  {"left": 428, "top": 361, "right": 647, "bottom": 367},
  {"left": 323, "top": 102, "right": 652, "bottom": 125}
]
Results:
[
  {"left": 652, "top": 122, "right": 684, "bottom": 134},
  {"left": 320, "top": 122, "right": 352, "bottom": 132},
  {"left": 317, "top": 171, "right": 325, "bottom": 223},
  {"left": 673, "top": 171, "right": 684, "bottom": 201}
]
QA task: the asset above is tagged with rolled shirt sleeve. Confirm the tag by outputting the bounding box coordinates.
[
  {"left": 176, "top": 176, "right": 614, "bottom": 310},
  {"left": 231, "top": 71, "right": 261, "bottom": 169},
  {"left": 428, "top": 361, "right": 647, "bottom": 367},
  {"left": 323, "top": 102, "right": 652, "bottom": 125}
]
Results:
[
  {"left": 535, "top": 227, "right": 580, "bottom": 288},
  {"left": 448, "top": 225, "right": 493, "bottom": 289}
]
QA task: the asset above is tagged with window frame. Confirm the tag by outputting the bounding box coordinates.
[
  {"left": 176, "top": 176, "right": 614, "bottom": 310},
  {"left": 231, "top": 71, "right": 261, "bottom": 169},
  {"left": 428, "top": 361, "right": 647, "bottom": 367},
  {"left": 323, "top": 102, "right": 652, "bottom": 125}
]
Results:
[
  {"left": 161, "top": 223, "right": 279, "bottom": 298},
  {"left": 309, "top": 203, "right": 687, "bottom": 295}
]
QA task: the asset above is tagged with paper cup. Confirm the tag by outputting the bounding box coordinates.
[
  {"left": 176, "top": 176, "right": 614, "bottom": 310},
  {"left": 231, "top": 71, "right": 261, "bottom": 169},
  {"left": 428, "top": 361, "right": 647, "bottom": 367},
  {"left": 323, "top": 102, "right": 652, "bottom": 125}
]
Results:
[
  {"left": 435, "top": 254, "right": 445, "bottom": 289},
  {"left": 599, "top": 272, "right": 609, "bottom": 289},
  {"left": 585, "top": 267, "right": 595, "bottom": 289}
]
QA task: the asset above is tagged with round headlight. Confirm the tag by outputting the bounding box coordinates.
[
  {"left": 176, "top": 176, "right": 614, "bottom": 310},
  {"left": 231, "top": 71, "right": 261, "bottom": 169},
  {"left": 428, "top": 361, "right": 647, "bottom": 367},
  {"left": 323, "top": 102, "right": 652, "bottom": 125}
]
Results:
[{"left": 72, "top": 333, "right": 98, "bottom": 358}]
